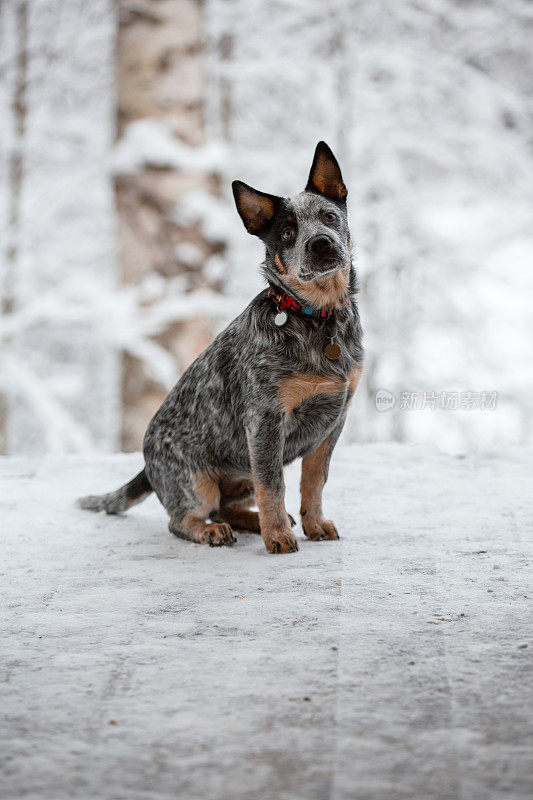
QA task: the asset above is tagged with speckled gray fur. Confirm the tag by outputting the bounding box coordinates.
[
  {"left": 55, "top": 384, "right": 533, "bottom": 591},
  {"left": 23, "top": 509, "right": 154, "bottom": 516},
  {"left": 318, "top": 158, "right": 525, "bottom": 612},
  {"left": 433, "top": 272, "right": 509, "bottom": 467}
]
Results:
[{"left": 78, "top": 142, "right": 364, "bottom": 553}]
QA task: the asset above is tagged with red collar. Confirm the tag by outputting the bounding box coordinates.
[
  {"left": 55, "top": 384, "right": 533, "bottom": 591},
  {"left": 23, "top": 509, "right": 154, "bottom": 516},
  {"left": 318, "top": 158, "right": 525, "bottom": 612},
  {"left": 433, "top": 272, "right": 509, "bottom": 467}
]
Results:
[{"left": 268, "top": 288, "right": 348, "bottom": 321}]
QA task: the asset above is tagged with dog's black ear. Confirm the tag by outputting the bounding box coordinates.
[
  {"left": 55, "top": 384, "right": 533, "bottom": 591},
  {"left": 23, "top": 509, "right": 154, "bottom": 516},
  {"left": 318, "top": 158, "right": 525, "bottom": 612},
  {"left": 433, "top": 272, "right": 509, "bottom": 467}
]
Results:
[
  {"left": 306, "top": 141, "right": 347, "bottom": 204},
  {"left": 232, "top": 181, "right": 282, "bottom": 237}
]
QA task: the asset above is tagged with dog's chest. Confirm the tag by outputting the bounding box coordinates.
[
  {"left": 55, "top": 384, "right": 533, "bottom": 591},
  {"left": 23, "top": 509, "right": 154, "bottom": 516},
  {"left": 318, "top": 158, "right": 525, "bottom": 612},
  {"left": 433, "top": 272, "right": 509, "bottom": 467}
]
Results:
[{"left": 280, "top": 371, "right": 349, "bottom": 457}]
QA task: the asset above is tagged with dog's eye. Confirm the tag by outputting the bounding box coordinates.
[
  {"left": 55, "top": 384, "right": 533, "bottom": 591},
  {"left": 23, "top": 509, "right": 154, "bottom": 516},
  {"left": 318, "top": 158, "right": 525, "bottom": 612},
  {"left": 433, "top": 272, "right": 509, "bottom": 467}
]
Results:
[
  {"left": 322, "top": 211, "right": 337, "bottom": 224},
  {"left": 281, "top": 226, "right": 295, "bottom": 242}
]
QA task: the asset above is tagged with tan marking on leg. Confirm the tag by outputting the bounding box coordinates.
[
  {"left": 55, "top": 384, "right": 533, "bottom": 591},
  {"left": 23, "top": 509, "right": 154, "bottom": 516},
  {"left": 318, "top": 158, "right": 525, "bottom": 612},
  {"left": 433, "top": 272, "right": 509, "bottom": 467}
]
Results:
[
  {"left": 300, "top": 438, "right": 339, "bottom": 541},
  {"left": 300, "top": 439, "right": 328, "bottom": 521},
  {"left": 278, "top": 372, "right": 347, "bottom": 414},
  {"left": 192, "top": 471, "right": 220, "bottom": 513},
  {"left": 255, "top": 481, "right": 298, "bottom": 554},
  {"left": 274, "top": 252, "right": 286, "bottom": 274},
  {"left": 255, "top": 482, "right": 287, "bottom": 530},
  {"left": 284, "top": 265, "right": 350, "bottom": 308},
  {"left": 170, "top": 472, "right": 234, "bottom": 546}
]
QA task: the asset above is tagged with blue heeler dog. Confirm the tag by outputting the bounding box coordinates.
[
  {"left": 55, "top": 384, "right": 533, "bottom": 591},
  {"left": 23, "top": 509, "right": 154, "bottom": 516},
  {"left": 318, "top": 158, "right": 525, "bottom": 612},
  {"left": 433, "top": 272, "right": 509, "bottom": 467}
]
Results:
[{"left": 78, "top": 142, "right": 364, "bottom": 554}]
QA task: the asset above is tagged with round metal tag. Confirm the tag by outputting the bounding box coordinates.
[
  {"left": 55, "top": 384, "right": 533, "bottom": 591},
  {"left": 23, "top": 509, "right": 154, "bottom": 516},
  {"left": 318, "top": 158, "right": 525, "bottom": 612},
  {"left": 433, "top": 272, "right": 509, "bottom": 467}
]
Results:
[
  {"left": 324, "top": 342, "right": 341, "bottom": 360},
  {"left": 274, "top": 311, "right": 288, "bottom": 327}
]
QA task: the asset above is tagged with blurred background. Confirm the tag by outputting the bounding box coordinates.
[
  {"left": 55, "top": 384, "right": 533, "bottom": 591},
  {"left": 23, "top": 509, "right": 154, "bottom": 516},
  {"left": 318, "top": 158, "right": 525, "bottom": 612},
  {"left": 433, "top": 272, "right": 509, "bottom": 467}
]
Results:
[{"left": 1, "top": 0, "right": 532, "bottom": 457}]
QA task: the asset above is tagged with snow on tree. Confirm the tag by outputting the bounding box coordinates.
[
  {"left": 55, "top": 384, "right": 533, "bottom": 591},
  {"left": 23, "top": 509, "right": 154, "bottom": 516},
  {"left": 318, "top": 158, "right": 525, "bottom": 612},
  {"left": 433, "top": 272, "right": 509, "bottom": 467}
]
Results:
[
  {"left": 1, "top": 0, "right": 532, "bottom": 455},
  {"left": 0, "top": 0, "right": 234, "bottom": 454},
  {"left": 0, "top": 0, "right": 119, "bottom": 454}
]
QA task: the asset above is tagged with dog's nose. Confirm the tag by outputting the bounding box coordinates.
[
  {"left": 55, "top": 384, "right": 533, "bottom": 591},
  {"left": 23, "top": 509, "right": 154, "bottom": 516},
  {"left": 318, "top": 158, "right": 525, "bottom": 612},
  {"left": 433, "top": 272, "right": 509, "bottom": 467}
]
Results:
[{"left": 307, "top": 234, "right": 334, "bottom": 256}]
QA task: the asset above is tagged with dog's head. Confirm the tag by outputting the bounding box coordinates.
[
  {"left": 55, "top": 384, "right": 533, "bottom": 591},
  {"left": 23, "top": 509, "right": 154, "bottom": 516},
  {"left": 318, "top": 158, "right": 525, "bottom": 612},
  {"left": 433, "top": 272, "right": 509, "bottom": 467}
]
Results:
[{"left": 232, "top": 142, "right": 352, "bottom": 308}]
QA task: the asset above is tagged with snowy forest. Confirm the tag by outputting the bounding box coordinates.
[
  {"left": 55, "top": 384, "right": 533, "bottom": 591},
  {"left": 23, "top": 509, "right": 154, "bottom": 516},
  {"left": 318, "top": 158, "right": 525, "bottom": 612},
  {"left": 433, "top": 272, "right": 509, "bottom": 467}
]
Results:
[{"left": 1, "top": 0, "right": 532, "bottom": 456}]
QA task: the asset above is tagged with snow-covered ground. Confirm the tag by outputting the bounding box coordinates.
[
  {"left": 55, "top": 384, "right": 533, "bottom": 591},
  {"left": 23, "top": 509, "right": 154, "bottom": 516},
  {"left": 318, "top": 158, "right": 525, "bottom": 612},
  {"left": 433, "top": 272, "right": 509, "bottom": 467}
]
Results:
[{"left": 1, "top": 445, "right": 532, "bottom": 800}]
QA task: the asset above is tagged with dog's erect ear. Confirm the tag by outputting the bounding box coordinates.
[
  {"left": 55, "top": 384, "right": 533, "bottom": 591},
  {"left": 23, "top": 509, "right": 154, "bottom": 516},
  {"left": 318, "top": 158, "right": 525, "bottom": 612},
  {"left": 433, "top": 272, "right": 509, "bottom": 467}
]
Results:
[
  {"left": 306, "top": 141, "right": 347, "bottom": 204},
  {"left": 232, "top": 181, "right": 283, "bottom": 237}
]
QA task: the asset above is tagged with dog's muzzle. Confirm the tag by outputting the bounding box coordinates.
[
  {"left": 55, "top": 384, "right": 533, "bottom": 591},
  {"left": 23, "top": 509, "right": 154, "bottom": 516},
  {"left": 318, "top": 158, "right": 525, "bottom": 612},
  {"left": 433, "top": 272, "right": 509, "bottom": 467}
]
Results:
[{"left": 306, "top": 234, "right": 343, "bottom": 274}]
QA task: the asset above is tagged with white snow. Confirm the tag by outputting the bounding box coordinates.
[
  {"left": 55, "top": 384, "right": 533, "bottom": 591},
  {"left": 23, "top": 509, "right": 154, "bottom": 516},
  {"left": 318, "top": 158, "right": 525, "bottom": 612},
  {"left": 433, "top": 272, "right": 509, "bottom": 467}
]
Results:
[
  {"left": 2, "top": 445, "right": 532, "bottom": 799},
  {"left": 112, "top": 119, "right": 227, "bottom": 175}
]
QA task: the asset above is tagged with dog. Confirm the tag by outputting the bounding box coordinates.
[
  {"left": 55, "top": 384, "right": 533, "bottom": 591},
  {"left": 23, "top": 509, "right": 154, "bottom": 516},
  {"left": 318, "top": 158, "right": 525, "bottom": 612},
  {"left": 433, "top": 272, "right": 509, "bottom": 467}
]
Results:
[{"left": 78, "top": 142, "right": 364, "bottom": 554}]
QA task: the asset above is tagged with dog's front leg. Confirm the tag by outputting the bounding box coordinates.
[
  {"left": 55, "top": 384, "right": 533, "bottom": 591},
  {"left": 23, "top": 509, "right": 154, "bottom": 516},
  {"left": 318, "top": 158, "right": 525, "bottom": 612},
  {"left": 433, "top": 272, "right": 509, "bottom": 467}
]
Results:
[
  {"left": 300, "top": 419, "right": 345, "bottom": 542},
  {"left": 246, "top": 415, "right": 298, "bottom": 554}
]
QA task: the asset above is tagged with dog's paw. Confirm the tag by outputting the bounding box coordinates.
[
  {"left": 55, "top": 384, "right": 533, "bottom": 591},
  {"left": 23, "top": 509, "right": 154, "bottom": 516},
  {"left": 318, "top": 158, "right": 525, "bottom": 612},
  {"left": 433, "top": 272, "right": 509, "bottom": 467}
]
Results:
[
  {"left": 200, "top": 523, "right": 236, "bottom": 547},
  {"left": 303, "top": 518, "right": 339, "bottom": 541},
  {"left": 263, "top": 528, "right": 299, "bottom": 554}
]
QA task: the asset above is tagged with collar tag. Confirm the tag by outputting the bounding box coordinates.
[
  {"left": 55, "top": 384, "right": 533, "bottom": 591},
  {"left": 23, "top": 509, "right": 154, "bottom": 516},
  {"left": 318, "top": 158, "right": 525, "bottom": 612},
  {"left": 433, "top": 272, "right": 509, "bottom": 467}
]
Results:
[{"left": 269, "top": 288, "right": 346, "bottom": 359}]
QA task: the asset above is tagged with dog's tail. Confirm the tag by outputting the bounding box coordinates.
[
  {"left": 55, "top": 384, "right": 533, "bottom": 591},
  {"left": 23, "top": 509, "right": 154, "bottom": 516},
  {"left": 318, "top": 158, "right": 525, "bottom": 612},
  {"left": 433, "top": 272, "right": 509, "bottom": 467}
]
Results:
[{"left": 77, "top": 468, "right": 152, "bottom": 515}]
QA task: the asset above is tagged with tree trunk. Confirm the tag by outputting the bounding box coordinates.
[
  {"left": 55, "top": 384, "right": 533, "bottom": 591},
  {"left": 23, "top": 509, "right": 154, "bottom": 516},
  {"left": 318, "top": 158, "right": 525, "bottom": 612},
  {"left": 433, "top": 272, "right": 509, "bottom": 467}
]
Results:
[{"left": 116, "top": 0, "right": 226, "bottom": 451}]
